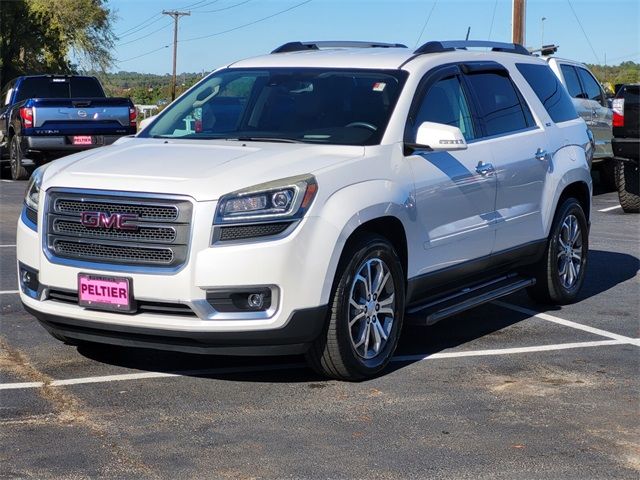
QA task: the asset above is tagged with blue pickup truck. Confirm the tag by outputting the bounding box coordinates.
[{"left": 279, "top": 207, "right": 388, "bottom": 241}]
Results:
[{"left": 0, "top": 75, "right": 137, "bottom": 179}]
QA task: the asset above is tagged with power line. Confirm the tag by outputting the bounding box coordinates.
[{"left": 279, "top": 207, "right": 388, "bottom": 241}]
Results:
[
  {"left": 181, "top": 0, "right": 312, "bottom": 43},
  {"left": 116, "top": 13, "right": 162, "bottom": 37},
  {"left": 198, "top": 0, "right": 253, "bottom": 14},
  {"left": 116, "top": 0, "right": 312, "bottom": 65},
  {"left": 117, "top": 45, "right": 170, "bottom": 64},
  {"left": 487, "top": 0, "right": 498, "bottom": 40},
  {"left": 117, "top": 21, "right": 173, "bottom": 47},
  {"left": 414, "top": 0, "right": 438, "bottom": 47},
  {"left": 118, "top": 15, "right": 166, "bottom": 40},
  {"left": 182, "top": 0, "right": 220, "bottom": 9},
  {"left": 566, "top": 0, "right": 600, "bottom": 63}
]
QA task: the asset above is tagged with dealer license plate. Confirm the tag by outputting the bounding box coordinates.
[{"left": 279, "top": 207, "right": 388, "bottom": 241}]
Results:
[
  {"left": 72, "top": 136, "right": 93, "bottom": 145},
  {"left": 78, "top": 274, "right": 134, "bottom": 312}
]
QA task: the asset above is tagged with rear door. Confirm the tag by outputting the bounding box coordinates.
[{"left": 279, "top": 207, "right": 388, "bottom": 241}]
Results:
[
  {"left": 462, "top": 63, "right": 550, "bottom": 252},
  {"left": 403, "top": 65, "right": 496, "bottom": 278},
  {"left": 575, "top": 66, "right": 612, "bottom": 157}
]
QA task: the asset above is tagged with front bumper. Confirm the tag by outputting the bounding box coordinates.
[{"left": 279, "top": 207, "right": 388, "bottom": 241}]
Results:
[
  {"left": 25, "top": 303, "right": 327, "bottom": 355},
  {"left": 17, "top": 191, "right": 339, "bottom": 355}
]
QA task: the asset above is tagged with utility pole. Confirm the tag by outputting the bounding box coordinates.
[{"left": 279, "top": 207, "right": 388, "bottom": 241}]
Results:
[
  {"left": 162, "top": 10, "right": 190, "bottom": 101},
  {"left": 511, "top": 0, "right": 526, "bottom": 46}
]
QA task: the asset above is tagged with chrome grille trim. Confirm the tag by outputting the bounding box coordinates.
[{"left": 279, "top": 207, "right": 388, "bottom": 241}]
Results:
[{"left": 44, "top": 188, "right": 193, "bottom": 273}]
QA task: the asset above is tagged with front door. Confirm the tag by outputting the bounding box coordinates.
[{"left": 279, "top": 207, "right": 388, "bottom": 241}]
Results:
[{"left": 404, "top": 68, "right": 496, "bottom": 281}]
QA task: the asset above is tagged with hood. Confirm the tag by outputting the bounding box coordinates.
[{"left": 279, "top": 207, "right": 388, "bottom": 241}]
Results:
[{"left": 42, "top": 138, "right": 364, "bottom": 201}]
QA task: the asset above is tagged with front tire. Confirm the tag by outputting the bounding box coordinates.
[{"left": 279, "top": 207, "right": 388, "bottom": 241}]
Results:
[
  {"left": 9, "top": 136, "right": 29, "bottom": 180},
  {"left": 306, "top": 234, "right": 405, "bottom": 381},
  {"left": 527, "top": 198, "right": 588, "bottom": 304}
]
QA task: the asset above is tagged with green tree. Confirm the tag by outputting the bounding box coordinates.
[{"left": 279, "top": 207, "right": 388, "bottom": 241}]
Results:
[{"left": 0, "top": 0, "right": 116, "bottom": 88}]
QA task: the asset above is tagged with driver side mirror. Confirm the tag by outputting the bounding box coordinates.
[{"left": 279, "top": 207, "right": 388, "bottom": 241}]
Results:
[{"left": 407, "top": 121, "right": 468, "bottom": 153}]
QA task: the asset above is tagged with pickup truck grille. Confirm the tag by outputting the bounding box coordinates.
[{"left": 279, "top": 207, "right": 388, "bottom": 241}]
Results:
[{"left": 45, "top": 190, "right": 192, "bottom": 269}]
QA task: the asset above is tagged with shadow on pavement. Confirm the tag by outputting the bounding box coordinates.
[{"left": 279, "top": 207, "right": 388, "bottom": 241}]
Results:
[{"left": 75, "top": 249, "right": 638, "bottom": 383}]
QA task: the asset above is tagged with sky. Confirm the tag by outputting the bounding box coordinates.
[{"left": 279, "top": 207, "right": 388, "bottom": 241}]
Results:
[{"left": 107, "top": 0, "right": 640, "bottom": 74}]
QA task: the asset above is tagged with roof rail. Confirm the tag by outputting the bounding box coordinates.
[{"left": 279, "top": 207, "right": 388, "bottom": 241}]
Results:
[
  {"left": 271, "top": 41, "right": 408, "bottom": 54},
  {"left": 414, "top": 40, "right": 530, "bottom": 56}
]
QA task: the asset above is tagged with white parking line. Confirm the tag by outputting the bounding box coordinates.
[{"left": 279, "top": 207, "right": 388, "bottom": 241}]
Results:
[
  {"left": 495, "top": 301, "right": 640, "bottom": 346},
  {"left": 598, "top": 205, "right": 622, "bottom": 212},
  {"left": 391, "top": 339, "right": 624, "bottom": 362},
  {"left": 0, "top": 340, "right": 626, "bottom": 391},
  {"left": 0, "top": 244, "right": 16, "bottom": 248},
  {"left": 0, "top": 290, "right": 19, "bottom": 295}
]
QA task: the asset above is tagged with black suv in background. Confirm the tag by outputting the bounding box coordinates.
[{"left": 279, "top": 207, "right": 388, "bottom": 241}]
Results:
[{"left": 612, "top": 84, "right": 639, "bottom": 213}]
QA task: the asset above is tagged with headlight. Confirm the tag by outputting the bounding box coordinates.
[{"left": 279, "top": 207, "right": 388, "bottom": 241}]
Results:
[
  {"left": 24, "top": 165, "right": 48, "bottom": 211},
  {"left": 215, "top": 174, "right": 318, "bottom": 224}
]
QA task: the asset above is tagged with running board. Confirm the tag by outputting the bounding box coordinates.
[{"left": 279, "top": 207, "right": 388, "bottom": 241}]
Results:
[{"left": 405, "top": 275, "right": 535, "bottom": 326}]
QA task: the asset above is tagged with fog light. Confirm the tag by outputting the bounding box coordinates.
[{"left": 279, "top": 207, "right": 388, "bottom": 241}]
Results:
[
  {"left": 247, "top": 293, "right": 265, "bottom": 309},
  {"left": 19, "top": 264, "right": 40, "bottom": 298}
]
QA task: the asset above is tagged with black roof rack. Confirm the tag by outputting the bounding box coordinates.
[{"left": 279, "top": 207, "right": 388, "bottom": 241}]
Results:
[
  {"left": 271, "top": 41, "right": 408, "bottom": 54},
  {"left": 414, "top": 40, "right": 530, "bottom": 56}
]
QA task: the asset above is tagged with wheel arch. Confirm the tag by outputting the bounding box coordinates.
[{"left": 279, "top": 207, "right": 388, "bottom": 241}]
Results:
[{"left": 558, "top": 180, "right": 591, "bottom": 222}]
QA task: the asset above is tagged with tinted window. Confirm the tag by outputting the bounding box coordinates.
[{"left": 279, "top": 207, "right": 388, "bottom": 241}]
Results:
[
  {"left": 516, "top": 63, "right": 578, "bottom": 123},
  {"left": 560, "top": 65, "right": 583, "bottom": 98},
  {"left": 413, "top": 76, "right": 476, "bottom": 140},
  {"left": 144, "top": 68, "right": 407, "bottom": 146},
  {"left": 15, "top": 77, "right": 104, "bottom": 102},
  {"left": 576, "top": 67, "right": 603, "bottom": 103},
  {"left": 465, "top": 72, "right": 532, "bottom": 137}
]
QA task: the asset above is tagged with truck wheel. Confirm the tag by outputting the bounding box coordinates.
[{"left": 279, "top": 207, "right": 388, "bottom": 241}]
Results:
[
  {"left": 615, "top": 160, "right": 639, "bottom": 213},
  {"left": 9, "top": 136, "right": 29, "bottom": 180},
  {"left": 527, "top": 198, "right": 588, "bottom": 305},
  {"left": 306, "top": 234, "right": 405, "bottom": 381}
]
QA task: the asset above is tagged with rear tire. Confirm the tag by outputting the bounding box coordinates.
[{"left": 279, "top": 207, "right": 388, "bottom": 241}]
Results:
[
  {"left": 9, "top": 136, "right": 29, "bottom": 180},
  {"left": 306, "top": 234, "right": 405, "bottom": 381},
  {"left": 527, "top": 198, "right": 588, "bottom": 305},
  {"left": 615, "top": 160, "right": 639, "bottom": 213}
]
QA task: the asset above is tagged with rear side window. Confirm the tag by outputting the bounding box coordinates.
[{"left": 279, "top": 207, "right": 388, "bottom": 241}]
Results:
[
  {"left": 560, "top": 65, "right": 583, "bottom": 98},
  {"left": 516, "top": 63, "right": 578, "bottom": 123},
  {"left": 15, "top": 77, "right": 104, "bottom": 102},
  {"left": 576, "top": 67, "right": 603, "bottom": 103},
  {"left": 465, "top": 72, "right": 533, "bottom": 137}
]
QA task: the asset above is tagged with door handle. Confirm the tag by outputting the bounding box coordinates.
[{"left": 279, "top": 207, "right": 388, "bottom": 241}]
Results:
[
  {"left": 535, "top": 148, "right": 547, "bottom": 161},
  {"left": 475, "top": 161, "right": 495, "bottom": 176}
]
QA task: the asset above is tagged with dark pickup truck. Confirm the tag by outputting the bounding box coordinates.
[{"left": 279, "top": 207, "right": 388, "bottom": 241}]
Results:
[
  {"left": 0, "top": 75, "right": 137, "bottom": 179},
  {"left": 612, "top": 84, "right": 639, "bottom": 213}
]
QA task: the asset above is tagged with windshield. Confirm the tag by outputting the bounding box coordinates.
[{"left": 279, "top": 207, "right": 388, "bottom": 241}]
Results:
[{"left": 142, "top": 68, "right": 408, "bottom": 145}]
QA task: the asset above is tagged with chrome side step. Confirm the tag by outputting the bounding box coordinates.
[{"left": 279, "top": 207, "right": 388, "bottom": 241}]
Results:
[{"left": 405, "top": 275, "right": 535, "bottom": 326}]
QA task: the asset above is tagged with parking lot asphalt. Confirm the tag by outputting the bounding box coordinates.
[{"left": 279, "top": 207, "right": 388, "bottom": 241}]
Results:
[{"left": 0, "top": 177, "right": 638, "bottom": 479}]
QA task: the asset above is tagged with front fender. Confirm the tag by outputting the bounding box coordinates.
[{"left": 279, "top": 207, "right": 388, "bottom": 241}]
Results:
[{"left": 312, "top": 179, "right": 413, "bottom": 304}]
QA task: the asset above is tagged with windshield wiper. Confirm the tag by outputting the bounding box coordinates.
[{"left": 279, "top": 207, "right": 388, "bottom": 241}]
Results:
[{"left": 225, "top": 136, "right": 304, "bottom": 144}]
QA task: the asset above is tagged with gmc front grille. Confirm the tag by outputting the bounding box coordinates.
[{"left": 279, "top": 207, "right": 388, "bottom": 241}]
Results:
[{"left": 45, "top": 189, "right": 192, "bottom": 269}]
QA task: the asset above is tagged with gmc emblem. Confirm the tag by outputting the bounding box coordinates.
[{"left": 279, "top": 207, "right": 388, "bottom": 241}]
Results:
[{"left": 80, "top": 211, "right": 138, "bottom": 231}]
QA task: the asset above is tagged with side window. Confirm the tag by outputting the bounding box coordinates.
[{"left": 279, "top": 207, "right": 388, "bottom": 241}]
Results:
[
  {"left": 465, "top": 72, "right": 533, "bottom": 137},
  {"left": 576, "top": 68, "right": 604, "bottom": 104},
  {"left": 412, "top": 75, "right": 476, "bottom": 141},
  {"left": 560, "top": 65, "right": 583, "bottom": 98},
  {"left": 516, "top": 63, "right": 578, "bottom": 123}
]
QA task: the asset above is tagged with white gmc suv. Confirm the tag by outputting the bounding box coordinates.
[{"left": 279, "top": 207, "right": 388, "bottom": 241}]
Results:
[{"left": 17, "top": 40, "right": 593, "bottom": 381}]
